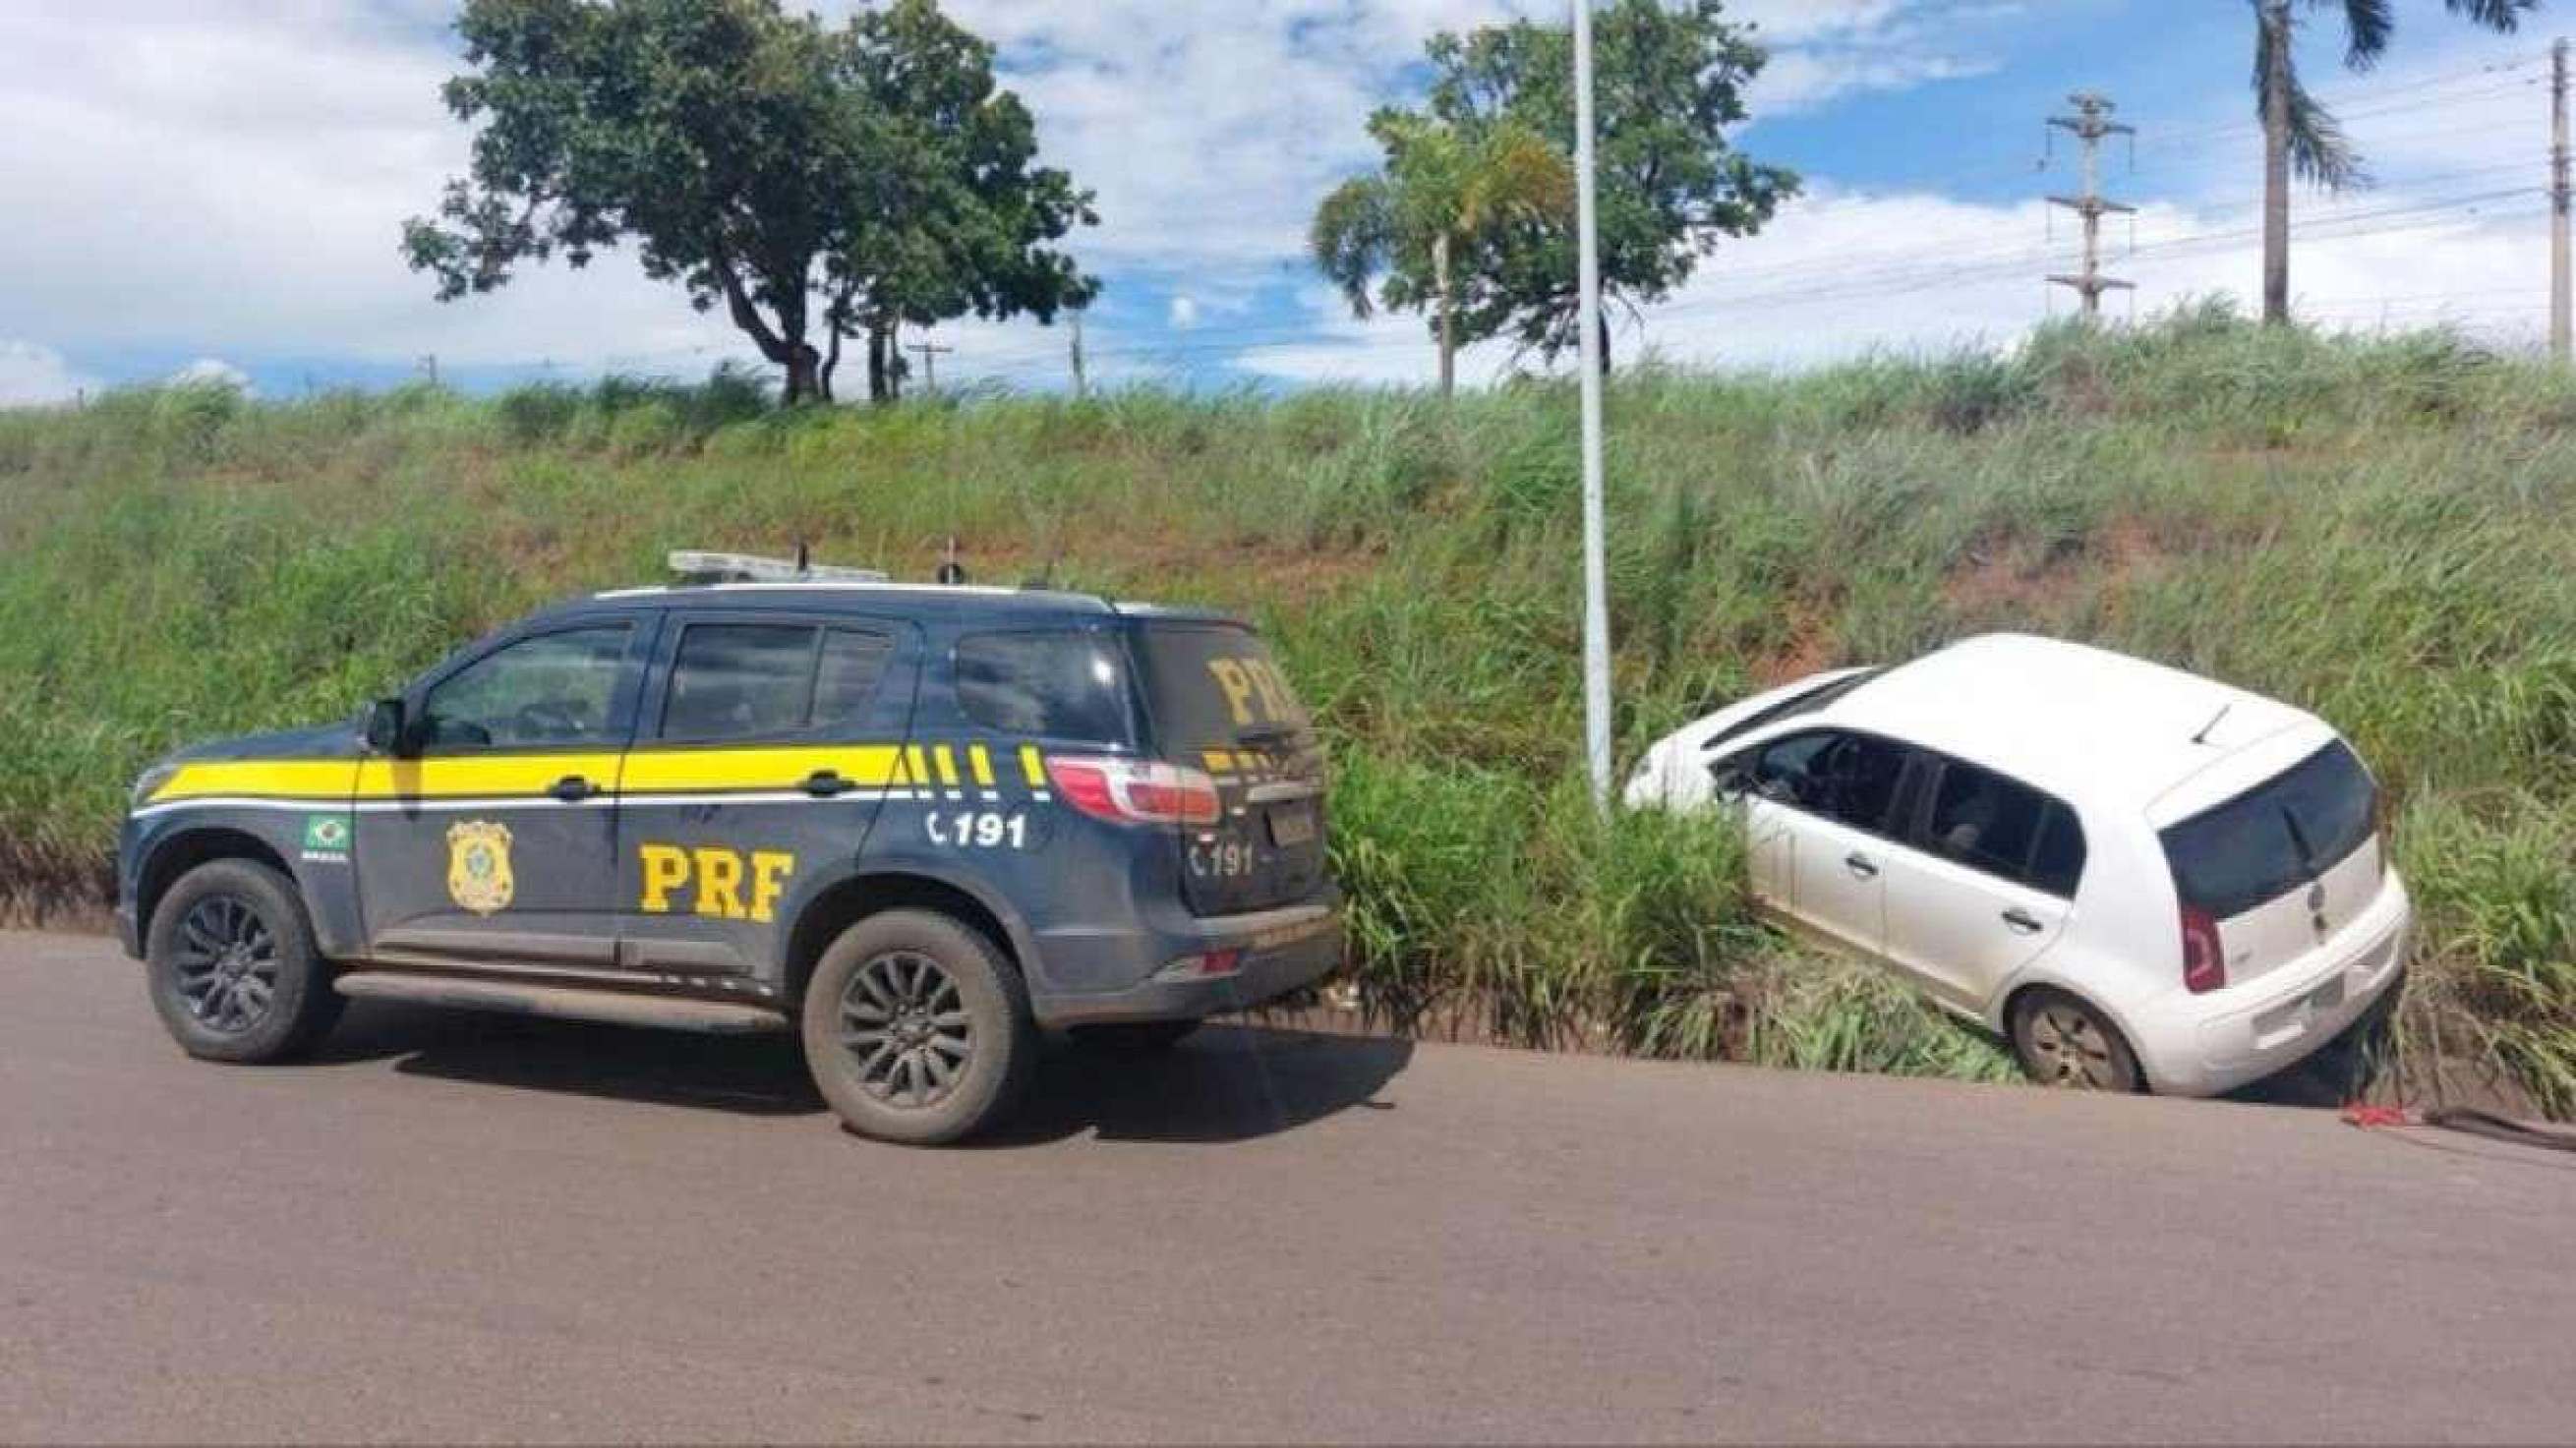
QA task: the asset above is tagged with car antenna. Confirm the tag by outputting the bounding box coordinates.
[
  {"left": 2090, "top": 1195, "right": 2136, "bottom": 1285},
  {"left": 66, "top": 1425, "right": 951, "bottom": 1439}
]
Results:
[
  {"left": 792, "top": 538, "right": 811, "bottom": 576},
  {"left": 2191, "top": 699, "right": 2234, "bottom": 747}
]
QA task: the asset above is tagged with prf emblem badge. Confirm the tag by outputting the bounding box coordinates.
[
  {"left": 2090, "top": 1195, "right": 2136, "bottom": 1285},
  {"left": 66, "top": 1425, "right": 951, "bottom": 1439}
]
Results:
[{"left": 445, "top": 820, "right": 515, "bottom": 916}]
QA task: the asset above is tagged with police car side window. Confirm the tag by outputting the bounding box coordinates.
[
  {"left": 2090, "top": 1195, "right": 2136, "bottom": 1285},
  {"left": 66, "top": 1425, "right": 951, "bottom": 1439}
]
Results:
[
  {"left": 954, "top": 631, "right": 1128, "bottom": 745},
  {"left": 661, "top": 623, "right": 821, "bottom": 741},
  {"left": 812, "top": 628, "right": 895, "bottom": 729},
  {"left": 421, "top": 625, "right": 631, "bottom": 749}
]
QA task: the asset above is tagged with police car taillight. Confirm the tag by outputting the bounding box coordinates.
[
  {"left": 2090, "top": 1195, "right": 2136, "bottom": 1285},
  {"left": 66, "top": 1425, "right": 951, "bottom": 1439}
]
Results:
[
  {"left": 1153, "top": 949, "right": 1243, "bottom": 983},
  {"left": 1045, "top": 756, "right": 1223, "bottom": 827}
]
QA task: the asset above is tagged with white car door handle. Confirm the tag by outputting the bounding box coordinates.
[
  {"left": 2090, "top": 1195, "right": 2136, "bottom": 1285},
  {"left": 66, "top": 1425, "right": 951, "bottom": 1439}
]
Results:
[
  {"left": 1844, "top": 852, "right": 1878, "bottom": 880},
  {"left": 2001, "top": 908, "right": 2044, "bottom": 934}
]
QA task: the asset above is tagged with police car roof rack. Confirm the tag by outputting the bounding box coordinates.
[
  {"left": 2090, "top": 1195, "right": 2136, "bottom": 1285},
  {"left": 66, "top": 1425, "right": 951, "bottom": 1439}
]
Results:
[{"left": 667, "top": 550, "right": 889, "bottom": 586}]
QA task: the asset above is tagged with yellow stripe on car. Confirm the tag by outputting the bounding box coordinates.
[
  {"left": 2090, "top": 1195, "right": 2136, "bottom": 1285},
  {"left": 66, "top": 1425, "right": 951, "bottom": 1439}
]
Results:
[
  {"left": 147, "top": 759, "right": 363, "bottom": 803},
  {"left": 355, "top": 752, "right": 626, "bottom": 798},
  {"left": 148, "top": 739, "right": 1047, "bottom": 805},
  {"left": 620, "top": 743, "right": 907, "bottom": 792}
]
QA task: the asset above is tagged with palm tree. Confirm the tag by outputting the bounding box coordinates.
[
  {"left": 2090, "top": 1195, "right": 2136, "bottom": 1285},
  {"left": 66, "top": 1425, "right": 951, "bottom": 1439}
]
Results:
[
  {"left": 2254, "top": 0, "right": 2538, "bottom": 324},
  {"left": 1311, "top": 112, "right": 1573, "bottom": 396}
]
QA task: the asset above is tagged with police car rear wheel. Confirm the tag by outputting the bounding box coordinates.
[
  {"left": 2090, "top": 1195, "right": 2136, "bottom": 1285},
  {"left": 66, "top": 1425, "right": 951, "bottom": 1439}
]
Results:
[
  {"left": 802, "top": 909, "right": 1033, "bottom": 1146},
  {"left": 146, "top": 858, "right": 343, "bottom": 1065}
]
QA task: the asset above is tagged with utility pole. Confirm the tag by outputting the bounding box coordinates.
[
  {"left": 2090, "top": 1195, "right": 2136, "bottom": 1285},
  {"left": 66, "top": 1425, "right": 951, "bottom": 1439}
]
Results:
[
  {"left": 2046, "top": 90, "right": 2137, "bottom": 319},
  {"left": 1572, "top": 0, "right": 1612, "bottom": 813},
  {"left": 1070, "top": 310, "right": 1088, "bottom": 400},
  {"left": 906, "top": 335, "right": 954, "bottom": 397},
  {"left": 417, "top": 353, "right": 439, "bottom": 387},
  {"left": 2552, "top": 38, "right": 2569, "bottom": 364}
]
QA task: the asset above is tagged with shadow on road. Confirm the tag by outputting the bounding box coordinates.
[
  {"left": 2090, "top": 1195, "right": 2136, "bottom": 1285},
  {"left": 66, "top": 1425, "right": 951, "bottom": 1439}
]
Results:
[
  {"left": 315, "top": 1002, "right": 1410, "bottom": 1144},
  {"left": 323, "top": 1001, "right": 827, "bottom": 1115},
  {"left": 975, "top": 1026, "right": 1413, "bottom": 1149}
]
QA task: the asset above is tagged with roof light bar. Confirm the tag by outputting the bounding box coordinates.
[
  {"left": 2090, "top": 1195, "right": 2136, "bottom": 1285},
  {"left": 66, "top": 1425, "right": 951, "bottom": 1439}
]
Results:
[{"left": 667, "top": 550, "right": 888, "bottom": 585}]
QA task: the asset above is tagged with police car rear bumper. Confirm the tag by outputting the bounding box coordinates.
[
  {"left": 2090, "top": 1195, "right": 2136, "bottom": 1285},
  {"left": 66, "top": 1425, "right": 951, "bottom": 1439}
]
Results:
[{"left": 1032, "top": 898, "right": 1342, "bottom": 1027}]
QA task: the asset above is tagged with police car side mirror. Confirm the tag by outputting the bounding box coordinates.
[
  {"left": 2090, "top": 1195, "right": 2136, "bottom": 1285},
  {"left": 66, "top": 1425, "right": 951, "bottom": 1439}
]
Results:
[{"left": 364, "top": 698, "right": 416, "bottom": 757}]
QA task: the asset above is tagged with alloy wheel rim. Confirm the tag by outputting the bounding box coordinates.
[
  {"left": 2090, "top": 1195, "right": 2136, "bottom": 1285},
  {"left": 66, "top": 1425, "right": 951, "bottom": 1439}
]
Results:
[
  {"left": 2028, "top": 1006, "right": 2119, "bottom": 1089},
  {"left": 172, "top": 895, "right": 279, "bottom": 1035},
  {"left": 839, "top": 951, "right": 972, "bottom": 1109}
]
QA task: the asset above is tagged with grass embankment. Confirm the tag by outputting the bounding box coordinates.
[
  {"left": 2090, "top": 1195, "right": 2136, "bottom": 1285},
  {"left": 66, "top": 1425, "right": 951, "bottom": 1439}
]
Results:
[{"left": 3, "top": 311, "right": 2570, "bottom": 1110}]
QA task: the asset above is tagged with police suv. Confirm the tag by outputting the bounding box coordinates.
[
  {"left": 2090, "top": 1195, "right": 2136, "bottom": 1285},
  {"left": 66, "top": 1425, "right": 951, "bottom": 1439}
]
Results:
[{"left": 117, "top": 553, "right": 1341, "bottom": 1143}]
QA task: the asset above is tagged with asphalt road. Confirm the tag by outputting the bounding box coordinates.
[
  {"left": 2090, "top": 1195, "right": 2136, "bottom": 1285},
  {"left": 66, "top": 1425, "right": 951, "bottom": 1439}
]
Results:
[{"left": 5, "top": 931, "right": 2574, "bottom": 1445}]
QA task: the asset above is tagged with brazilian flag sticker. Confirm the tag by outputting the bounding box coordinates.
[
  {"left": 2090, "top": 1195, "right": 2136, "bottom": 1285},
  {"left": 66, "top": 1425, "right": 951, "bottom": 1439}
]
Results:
[{"left": 302, "top": 814, "right": 353, "bottom": 857}]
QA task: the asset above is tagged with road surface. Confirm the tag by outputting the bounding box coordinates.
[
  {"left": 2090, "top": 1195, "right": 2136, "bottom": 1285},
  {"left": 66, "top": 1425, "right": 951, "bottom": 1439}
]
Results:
[{"left": 4, "top": 931, "right": 2572, "bottom": 1444}]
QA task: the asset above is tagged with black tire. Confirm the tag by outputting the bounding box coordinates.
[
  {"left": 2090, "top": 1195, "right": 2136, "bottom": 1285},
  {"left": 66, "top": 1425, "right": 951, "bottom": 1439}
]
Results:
[
  {"left": 1068, "top": 1018, "right": 1201, "bottom": 1054},
  {"left": 145, "top": 858, "right": 344, "bottom": 1064},
  {"left": 800, "top": 909, "right": 1035, "bottom": 1145},
  {"left": 2009, "top": 987, "right": 2144, "bottom": 1093}
]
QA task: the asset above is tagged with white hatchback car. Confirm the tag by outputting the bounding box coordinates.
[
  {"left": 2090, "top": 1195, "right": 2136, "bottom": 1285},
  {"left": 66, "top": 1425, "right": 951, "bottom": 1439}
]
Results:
[{"left": 1626, "top": 634, "right": 2411, "bottom": 1096}]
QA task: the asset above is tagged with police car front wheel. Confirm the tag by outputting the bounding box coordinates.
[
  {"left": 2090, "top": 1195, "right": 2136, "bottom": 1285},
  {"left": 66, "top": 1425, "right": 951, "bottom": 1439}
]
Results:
[
  {"left": 801, "top": 909, "right": 1035, "bottom": 1146},
  {"left": 145, "top": 857, "right": 344, "bottom": 1065}
]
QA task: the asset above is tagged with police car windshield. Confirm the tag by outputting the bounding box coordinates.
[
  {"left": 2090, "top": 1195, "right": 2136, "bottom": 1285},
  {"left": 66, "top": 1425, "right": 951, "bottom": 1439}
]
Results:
[{"left": 1134, "top": 623, "right": 1311, "bottom": 752}]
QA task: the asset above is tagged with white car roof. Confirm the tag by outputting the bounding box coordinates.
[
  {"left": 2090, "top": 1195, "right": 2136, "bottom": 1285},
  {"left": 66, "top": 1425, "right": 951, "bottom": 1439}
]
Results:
[{"left": 1815, "top": 633, "right": 2329, "bottom": 815}]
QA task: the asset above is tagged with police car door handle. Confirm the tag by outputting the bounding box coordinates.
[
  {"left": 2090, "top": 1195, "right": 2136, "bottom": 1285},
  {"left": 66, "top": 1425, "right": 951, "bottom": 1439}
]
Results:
[
  {"left": 801, "top": 770, "right": 851, "bottom": 798},
  {"left": 549, "top": 775, "right": 599, "bottom": 802},
  {"left": 2002, "top": 908, "right": 2044, "bottom": 935}
]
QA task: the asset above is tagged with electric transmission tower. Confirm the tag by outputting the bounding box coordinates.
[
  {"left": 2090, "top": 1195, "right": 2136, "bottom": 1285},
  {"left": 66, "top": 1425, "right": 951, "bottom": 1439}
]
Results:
[{"left": 2046, "top": 90, "right": 2137, "bottom": 319}]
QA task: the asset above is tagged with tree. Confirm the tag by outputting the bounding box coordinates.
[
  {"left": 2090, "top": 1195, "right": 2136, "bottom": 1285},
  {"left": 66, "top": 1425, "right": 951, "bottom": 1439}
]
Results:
[
  {"left": 2252, "top": 0, "right": 2537, "bottom": 324},
  {"left": 1311, "top": 113, "right": 1573, "bottom": 396},
  {"left": 1410, "top": 0, "right": 1796, "bottom": 372},
  {"left": 403, "top": 0, "right": 1094, "bottom": 405},
  {"left": 830, "top": 0, "right": 1097, "bottom": 403}
]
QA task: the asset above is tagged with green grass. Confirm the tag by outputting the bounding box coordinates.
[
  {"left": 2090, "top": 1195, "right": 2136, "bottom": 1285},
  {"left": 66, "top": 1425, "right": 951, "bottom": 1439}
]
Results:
[{"left": 4, "top": 306, "right": 2571, "bottom": 1110}]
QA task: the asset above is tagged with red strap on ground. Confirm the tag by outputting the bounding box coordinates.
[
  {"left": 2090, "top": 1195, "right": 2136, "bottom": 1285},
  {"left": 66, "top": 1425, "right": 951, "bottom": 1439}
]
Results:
[{"left": 2340, "top": 1103, "right": 2414, "bottom": 1129}]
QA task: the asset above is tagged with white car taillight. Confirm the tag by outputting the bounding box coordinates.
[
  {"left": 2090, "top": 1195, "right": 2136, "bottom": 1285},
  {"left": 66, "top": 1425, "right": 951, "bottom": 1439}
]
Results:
[
  {"left": 2181, "top": 904, "right": 2227, "bottom": 995},
  {"left": 1045, "top": 755, "right": 1222, "bottom": 828}
]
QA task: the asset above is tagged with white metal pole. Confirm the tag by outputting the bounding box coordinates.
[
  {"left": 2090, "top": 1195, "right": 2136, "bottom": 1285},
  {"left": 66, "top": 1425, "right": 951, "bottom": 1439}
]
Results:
[
  {"left": 2553, "top": 37, "right": 2569, "bottom": 365},
  {"left": 1573, "top": 0, "right": 1613, "bottom": 811}
]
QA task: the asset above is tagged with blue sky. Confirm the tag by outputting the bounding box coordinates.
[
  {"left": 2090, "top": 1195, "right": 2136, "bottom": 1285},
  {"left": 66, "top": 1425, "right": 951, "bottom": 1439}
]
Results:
[{"left": 0, "top": 0, "right": 2560, "bottom": 403}]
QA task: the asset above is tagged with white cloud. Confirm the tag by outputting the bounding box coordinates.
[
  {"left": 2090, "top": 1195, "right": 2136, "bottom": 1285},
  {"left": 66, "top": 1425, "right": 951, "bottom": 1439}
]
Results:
[
  {"left": 0, "top": 1, "right": 1997, "bottom": 385},
  {"left": 1237, "top": 25, "right": 2564, "bottom": 384},
  {"left": 0, "top": 339, "right": 101, "bottom": 407},
  {"left": 168, "top": 357, "right": 253, "bottom": 393},
  {"left": 1238, "top": 172, "right": 2553, "bottom": 385},
  {"left": 10, "top": 0, "right": 2526, "bottom": 395},
  {"left": 0, "top": 4, "right": 762, "bottom": 375}
]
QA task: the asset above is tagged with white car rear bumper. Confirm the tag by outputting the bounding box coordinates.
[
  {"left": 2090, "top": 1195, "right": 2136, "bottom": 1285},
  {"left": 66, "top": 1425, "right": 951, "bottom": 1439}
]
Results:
[{"left": 2131, "top": 874, "right": 2412, "bottom": 1098}]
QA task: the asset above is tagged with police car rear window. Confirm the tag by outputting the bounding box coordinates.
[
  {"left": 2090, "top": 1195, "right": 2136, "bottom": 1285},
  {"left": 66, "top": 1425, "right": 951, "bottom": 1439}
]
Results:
[
  {"left": 1135, "top": 624, "right": 1310, "bottom": 750},
  {"left": 953, "top": 631, "right": 1132, "bottom": 746}
]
